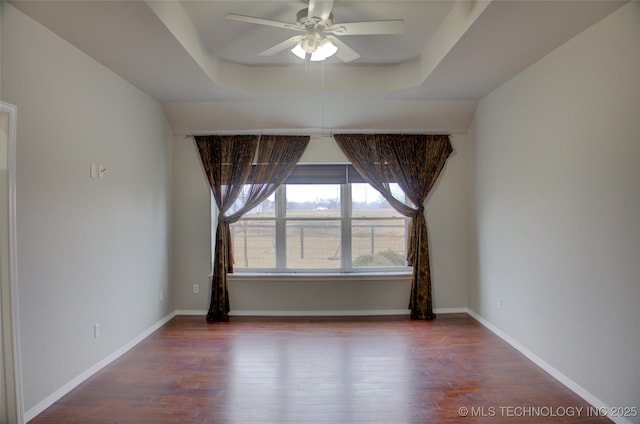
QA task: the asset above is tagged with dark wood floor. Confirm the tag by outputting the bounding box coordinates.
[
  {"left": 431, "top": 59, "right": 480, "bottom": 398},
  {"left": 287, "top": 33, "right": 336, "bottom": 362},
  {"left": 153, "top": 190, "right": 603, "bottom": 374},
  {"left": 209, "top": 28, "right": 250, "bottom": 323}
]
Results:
[{"left": 31, "top": 314, "right": 611, "bottom": 423}]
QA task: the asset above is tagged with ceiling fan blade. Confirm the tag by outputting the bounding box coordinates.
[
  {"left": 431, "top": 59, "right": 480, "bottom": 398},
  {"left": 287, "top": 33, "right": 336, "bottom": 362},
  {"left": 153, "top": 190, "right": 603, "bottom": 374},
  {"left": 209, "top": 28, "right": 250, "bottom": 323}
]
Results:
[
  {"left": 308, "top": 0, "right": 335, "bottom": 21},
  {"left": 329, "top": 20, "right": 405, "bottom": 36},
  {"left": 259, "top": 36, "right": 304, "bottom": 56},
  {"left": 326, "top": 35, "right": 360, "bottom": 63},
  {"left": 225, "top": 13, "right": 302, "bottom": 31}
]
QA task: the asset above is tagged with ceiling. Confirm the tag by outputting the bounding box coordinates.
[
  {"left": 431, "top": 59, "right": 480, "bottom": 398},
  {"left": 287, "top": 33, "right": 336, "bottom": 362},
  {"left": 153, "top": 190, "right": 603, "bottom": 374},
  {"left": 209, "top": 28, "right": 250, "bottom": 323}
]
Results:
[{"left": 9, "top": 0, "right": 626, "bottom": 135}]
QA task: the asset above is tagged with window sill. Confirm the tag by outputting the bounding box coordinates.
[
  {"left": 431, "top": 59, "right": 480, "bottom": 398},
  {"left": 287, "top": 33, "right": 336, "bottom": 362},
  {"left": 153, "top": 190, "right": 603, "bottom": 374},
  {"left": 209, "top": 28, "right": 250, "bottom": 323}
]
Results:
[{"left": 223, "top": 272, "right": 412, "bottom": 283}]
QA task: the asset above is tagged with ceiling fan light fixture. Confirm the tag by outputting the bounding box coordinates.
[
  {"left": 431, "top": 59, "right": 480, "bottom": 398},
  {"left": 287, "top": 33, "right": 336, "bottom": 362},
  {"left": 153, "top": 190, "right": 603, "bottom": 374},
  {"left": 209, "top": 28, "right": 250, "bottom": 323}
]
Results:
[
  {"left": 291, "top": 38, "right": 337, "bottom": 61},
  {"left": 291, "top": 43, "right": 308, "bottom": 60},
  {"left": 314, "top": 39, "right": 338, "bottom": 60}
]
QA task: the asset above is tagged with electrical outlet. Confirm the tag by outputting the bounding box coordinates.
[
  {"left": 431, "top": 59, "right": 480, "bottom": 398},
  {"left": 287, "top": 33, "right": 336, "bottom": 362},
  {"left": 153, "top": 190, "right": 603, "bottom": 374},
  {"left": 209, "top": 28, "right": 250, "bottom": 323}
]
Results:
[
  {"left": 497, "top": 297, "right": 502, "bottom": 310},
  {"left": 160, "top": 290, "right": 164, "bottom": 302},
  {"left": 193, "top": 284, "right": 200, "bottom": 294},
  {"left": 94, "top": 323, "right": 101, "bottom": 339}
]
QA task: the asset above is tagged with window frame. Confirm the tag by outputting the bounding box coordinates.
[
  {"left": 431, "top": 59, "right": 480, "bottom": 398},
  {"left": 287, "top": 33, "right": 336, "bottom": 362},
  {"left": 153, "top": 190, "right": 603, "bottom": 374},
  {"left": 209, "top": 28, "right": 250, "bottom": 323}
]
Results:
[{"left": 226, "top": 182, "right": 411, "bottom": 274}]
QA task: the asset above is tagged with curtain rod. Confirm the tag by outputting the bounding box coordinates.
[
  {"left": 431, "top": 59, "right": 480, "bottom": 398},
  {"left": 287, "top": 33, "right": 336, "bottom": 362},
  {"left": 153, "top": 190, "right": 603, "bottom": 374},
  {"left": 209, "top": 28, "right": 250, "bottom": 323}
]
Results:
[{"left": 185, "top": 131, "right": 451, "bottom": 139}]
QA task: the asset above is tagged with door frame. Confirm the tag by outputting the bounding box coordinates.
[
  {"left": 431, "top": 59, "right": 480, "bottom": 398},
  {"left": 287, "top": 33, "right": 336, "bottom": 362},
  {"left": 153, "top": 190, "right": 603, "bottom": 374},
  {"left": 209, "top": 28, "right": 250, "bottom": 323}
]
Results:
[{"left": 1, "top": 100, "right": 24, "bottom": 424}]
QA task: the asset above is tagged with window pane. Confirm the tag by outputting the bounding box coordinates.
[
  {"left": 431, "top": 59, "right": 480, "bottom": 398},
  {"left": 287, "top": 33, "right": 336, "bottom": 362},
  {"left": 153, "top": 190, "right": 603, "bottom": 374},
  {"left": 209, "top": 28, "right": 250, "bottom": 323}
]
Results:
[
  {"left": 231, "top": 220, "right": 276, "bottom": 268},
  {"left": 229, "top": 187, "right": 275, "bottom": 218},
  {"left": 352, "top": 183, "right": 406, "bottom": 218},
  {"left": 286, "top": 184, "right": 340, "bottom": 218},
  {"left": 286, "top": 221, "right": 341, "bottom": 269},
  {"left": 352, "top": 218, "right": 407, "bottom": 267}
]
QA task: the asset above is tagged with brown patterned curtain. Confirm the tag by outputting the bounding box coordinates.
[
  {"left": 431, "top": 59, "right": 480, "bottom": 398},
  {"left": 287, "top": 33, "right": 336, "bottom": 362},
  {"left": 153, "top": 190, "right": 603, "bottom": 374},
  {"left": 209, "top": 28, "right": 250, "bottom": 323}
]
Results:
[
  {"left": 195, "top": 135, "right": 310, "bottom": 321},
  {"left": 334, "top": 134, "right": 452, "bottom": 320}
]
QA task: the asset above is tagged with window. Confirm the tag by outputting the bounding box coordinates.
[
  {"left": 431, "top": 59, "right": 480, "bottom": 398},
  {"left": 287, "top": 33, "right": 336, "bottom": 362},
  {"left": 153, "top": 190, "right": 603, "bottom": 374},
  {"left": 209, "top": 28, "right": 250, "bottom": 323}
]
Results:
[{"left": 224, "top": 165, "right": 410, "bottom": 273}]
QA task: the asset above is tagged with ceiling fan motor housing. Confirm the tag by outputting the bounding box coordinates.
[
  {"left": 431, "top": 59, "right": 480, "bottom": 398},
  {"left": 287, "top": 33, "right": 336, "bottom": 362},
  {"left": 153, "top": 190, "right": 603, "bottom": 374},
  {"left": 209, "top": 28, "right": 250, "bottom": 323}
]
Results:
[{"left": 297, "top": 8, "right": 333, "bottom": 30}]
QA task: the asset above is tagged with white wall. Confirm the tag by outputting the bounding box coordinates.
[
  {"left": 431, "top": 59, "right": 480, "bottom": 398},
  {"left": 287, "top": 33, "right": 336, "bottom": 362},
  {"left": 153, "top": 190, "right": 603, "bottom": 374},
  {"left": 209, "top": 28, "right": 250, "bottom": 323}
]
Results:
[
  {"left": 172, "top": 134, "right": 471, "bottom": 313},
  {"left": 1, "top": 3, "right": 173, "bottom": 413},
  {"left": 470, "top": 2, "right": 640, "bottom": 417},
  {"left": 171, "top": 135, "right": 211, "bottom": 311}
]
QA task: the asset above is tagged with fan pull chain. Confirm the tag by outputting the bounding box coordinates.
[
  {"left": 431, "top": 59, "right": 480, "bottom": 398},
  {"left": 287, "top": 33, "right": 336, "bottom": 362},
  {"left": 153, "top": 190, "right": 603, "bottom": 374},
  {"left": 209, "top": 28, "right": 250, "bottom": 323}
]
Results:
[{"left": 321, "top": 60, "right": 326, "bottom": 134}]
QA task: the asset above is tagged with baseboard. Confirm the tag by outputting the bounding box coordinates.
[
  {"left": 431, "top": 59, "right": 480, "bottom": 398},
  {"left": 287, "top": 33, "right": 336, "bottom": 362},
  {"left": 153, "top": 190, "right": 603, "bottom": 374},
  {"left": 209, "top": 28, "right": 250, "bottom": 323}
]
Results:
[
  {"left": 24, "top": 311, "right": 177, "bottom": 422},
  {"left": 434, "top": 307, "right": 468, "bottom": 314},
  {"left": 229, "top": 309, "right": 411, "bottom": 316},
  {"left": 176, "top": 308, "right": 467, "bottom": 317},
  {"left": 174, "top": 309, "right": 208, "bottom": 316},
  {"left": 466, "top": 309, "right": 632, "bottom": 424}
]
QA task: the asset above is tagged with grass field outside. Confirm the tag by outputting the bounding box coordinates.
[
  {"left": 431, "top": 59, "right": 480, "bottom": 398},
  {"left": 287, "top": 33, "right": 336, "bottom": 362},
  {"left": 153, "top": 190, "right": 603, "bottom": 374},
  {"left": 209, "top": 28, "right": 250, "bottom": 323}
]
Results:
[{"left": 231, "top": 209, "right": 408, "bottom": 270}]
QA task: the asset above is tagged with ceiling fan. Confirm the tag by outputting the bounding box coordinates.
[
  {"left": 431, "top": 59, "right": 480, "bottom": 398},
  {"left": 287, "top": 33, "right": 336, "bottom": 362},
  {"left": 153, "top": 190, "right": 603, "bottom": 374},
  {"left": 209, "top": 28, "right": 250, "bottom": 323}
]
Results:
[{"left": 226, "top": 0, "right": 404, "bottom": 63}]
